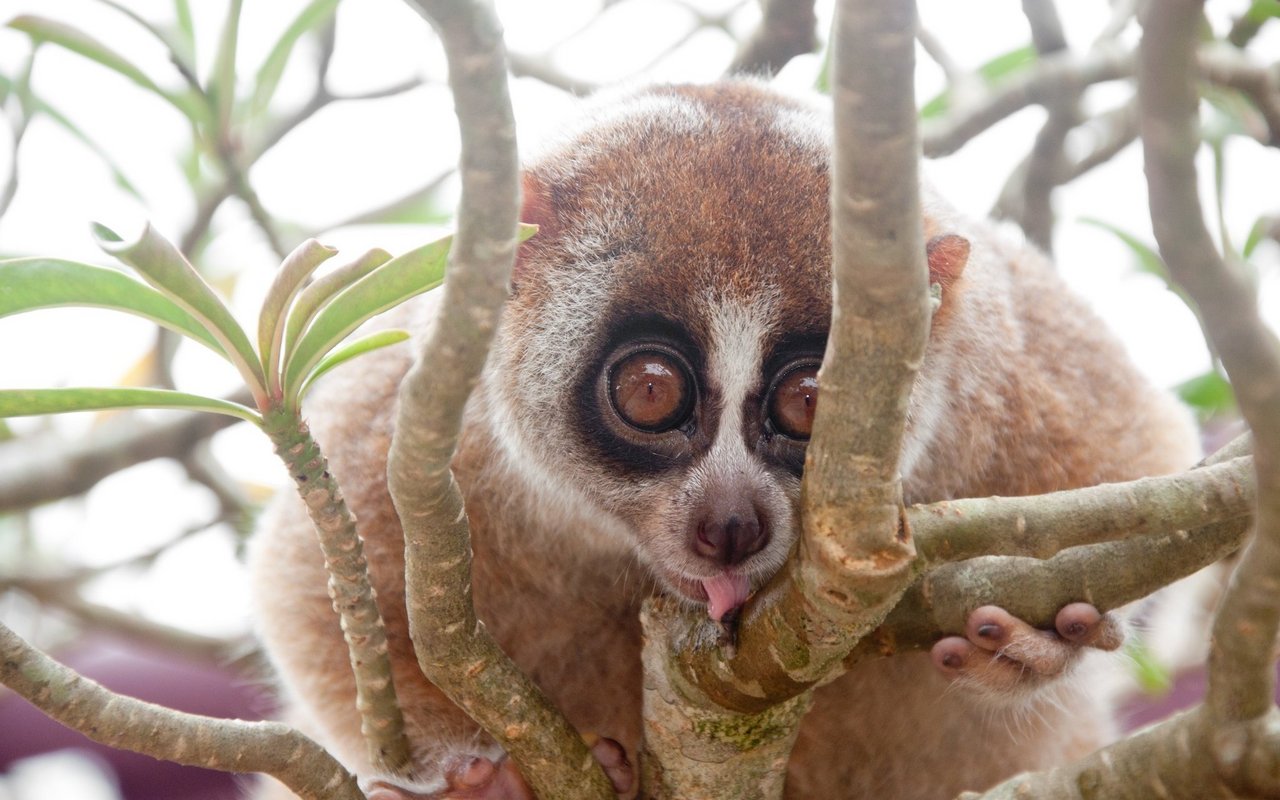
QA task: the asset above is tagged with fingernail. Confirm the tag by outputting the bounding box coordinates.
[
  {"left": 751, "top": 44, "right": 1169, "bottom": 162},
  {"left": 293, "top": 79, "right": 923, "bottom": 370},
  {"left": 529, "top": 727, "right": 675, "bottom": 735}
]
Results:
[{"left": 976, "top": 623, "right": 1003, "bottom": 640}]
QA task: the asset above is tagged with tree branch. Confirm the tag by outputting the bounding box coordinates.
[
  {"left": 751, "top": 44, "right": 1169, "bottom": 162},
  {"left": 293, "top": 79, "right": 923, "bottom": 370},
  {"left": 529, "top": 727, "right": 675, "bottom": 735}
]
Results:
[
  {"left": 1141, "top": 0, "right": 1280, "bottom": 737},
  {"left": 0, "top": 404, "right": 244, "bottom": 512},
  {"left": 727, "top": 0, "right": 818, "bottom": 76},
  {"left": 387, "top": 1, "right": 613, "bottom": 796},
  {"left": 0, "top": 621, "right": 364, "bottom": 800}
]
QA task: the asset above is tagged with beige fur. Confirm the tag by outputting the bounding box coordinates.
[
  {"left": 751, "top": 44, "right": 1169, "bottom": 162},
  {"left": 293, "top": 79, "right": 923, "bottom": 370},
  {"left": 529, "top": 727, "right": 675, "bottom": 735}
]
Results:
[{"left": 249, "top": 82, "right": 1199, "bottom": 798}]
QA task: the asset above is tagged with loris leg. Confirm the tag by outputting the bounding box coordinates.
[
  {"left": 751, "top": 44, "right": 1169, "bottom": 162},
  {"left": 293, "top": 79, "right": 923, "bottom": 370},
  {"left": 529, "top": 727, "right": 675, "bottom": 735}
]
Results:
[
  {"left": 366, "top": 738, "right": 633, "bottom": 800},
  {"left": 928, "top": 603, "right": 1124, "bottom": 692}
]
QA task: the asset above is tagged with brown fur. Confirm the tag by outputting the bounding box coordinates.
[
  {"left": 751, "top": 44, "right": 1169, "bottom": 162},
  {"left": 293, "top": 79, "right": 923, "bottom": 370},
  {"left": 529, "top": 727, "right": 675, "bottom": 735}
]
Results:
[{"left": 249, "top": 82, "right": 1198, "bottom": 798}]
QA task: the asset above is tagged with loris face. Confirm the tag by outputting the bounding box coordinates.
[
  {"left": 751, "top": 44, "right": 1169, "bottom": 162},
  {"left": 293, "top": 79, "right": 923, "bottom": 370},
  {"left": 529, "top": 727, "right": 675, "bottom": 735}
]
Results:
[{"left": 486, "top": 83, "right": 834, "bottom": 620}]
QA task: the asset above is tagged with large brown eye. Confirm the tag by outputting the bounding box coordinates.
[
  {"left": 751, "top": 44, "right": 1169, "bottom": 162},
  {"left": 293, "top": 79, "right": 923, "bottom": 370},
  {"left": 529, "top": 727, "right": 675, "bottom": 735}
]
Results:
[
  {"left": 768, "top": 365, "right": 819, "bottom": 440},
  {"left": 609, "top": 350, "right": 694, "bottom": 433}
]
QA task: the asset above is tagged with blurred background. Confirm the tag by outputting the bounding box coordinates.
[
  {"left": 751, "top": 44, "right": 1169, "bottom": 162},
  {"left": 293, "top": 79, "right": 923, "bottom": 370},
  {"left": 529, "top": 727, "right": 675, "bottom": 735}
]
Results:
[{"left": 0, "top": 0, "right": 1276, "bottom": 797}]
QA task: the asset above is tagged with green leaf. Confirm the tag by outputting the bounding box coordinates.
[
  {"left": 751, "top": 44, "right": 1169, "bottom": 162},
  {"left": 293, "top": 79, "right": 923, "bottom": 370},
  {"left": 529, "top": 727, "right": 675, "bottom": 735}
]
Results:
[
  {"left": 284, "top": 248, "right": 393, "bottom": 356},
  {"left": 93, "top": 222, "right": 267, "bottom": 400},
  {"left": 1175, "top": 370, "right": 1236, "bottom": 416},
  {"left": 0, "top": 387, "right": 260, "bottom": 424},
  {"left": 20, "top": 86, "right": 143, "bottom": 200},
  {"left": 298, "top": 329, "right": 410, "bottom": 401},
  {"left": 1124, "top": 637, "right": 1172, "bottom": 696},
  {"left": 1078, "top": 218, "right": 1169, "bottom": 280},
  {"left": 921, "top": 44, "right": 1038, "bottom": 120},
  {"left": 0, "top": 257, "right": 226, "bottom": 355},
  {"left": 282, "top": 236, "right": 451, "bottom": 402},
  {"left": 210, "top": 0, "right": 244, "bottom": 131},
  {"left": 1243, "top": 215, "right": 1274, "bottom": 259},
  {"left": 250, "top": 0, "right": 341, "bottom": 117},
  {"left": 173, "top": 0, "right": 197, "bottom": 65},
  {"left": 259, "top": 239, "right": 338, "bottom": 396},
  {"left": 7, "top": 15, "right": 205, "bottom": 124}
]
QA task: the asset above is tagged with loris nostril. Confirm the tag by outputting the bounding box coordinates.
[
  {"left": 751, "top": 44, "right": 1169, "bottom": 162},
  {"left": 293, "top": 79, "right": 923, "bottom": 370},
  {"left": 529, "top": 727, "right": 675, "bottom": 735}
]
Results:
[{"left": 694, "top": 512, "right": 769, "bottom": 566}]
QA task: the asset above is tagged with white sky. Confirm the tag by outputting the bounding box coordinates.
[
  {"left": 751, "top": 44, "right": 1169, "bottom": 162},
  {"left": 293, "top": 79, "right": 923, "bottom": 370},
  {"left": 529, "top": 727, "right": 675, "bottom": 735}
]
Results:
[{"left": 0, "top": 0, "right": 1276, "bottom": 638}]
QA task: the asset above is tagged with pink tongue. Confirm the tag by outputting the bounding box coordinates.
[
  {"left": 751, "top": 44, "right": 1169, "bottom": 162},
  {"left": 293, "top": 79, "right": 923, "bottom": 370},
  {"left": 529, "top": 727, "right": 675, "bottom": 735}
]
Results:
[{"left": 702, "top": 573, "right": 752, "bottom": 622}]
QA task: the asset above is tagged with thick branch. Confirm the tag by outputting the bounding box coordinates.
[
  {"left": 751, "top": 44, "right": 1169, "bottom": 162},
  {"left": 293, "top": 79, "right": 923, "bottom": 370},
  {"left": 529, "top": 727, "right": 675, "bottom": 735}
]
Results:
[
  {"left": 388, "top": 1, "right": 611, "bottom": 796},
  {"left": 727, "top": 0, "right": 818, "bottom": 76},
  {"left": 1141, "top": 0, "right": 1280, "bottom": 729},
  {"left": 965, "top": 706, "right": 1280, "bottom": 799},
  {"left": 914, "top": 456, "right": 1254, "bottom": 566},
  {"left": 0, "top": 622, "right": 363, "bottom": 800}
]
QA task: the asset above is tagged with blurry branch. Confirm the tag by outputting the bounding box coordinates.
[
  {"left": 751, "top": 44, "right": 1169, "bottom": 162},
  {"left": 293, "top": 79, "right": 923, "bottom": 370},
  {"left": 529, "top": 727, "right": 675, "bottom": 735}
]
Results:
[
  {"left": 0, "top": 400, "right": 246, "bottom": 512},
  {"left": 1062, "top": 100, "right": 1140, "bottom": 180},
  {"left": 992, "top": 0, "right": 1079, "bottom": 251},
  {"left": 1094, "top": 0, "right": 1137, "bottom": 44},
  {"left": 322, "top": 169, "right": 455, "bottom": 231},
  {"left": 179, "top": 27, "right": 427, "bottom": 256},
  {"left": 924, "top": 43, "right": 1279, "bottom": 160},
  {"left": 0, "top": 622, "right": 365, "bottom": 800},
  {"left": 922, "top": 44, "right": 1133, "bottom": 157},
  {"left": 0, "top": 514, "right": 247, "bottom": 660},
  {"left": 181, "top": 441, "right": 255, "bottom": 527},
  {"left": 389, "top": 0, "right": 613, "bottom": 796},
  {"left": 728, "top": 0, "right": 817, "bottom": 76},
  {"left": 507, "top": 51, "right": 599, "bottom": 95},
  {"left": 5, "top": 578, "right": 239, "bottom": 661},
  {"left": 1198, "top": 47, "right": 1280, "bottom": 146}
]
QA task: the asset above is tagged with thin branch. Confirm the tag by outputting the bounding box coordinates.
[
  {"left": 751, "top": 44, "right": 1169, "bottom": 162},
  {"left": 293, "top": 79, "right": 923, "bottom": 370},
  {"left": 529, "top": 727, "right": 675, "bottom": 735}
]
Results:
[
  {"left": 0, "top": 621, "right": 364, "bottom": 800},
  {"left": 506, "top": 51, "right": 599, "bottom": 95},
  {"left": 923, "top": 45, "right": 1134, "bottom": 157},
  {"left": 727, "top": 0, "right": 818, "bottom": 76},
  {"left": 388, "top": 1, "right": 613, "bottom": 796},
  {"left": 0, "top": 403, "right": 245, "bottom": 512},
  {"left": 1141, "top": 0, "right": 1280, "bottom": 736},
  {"left": 1198, "top": 48, "right": 1280, "bottom": 146}
]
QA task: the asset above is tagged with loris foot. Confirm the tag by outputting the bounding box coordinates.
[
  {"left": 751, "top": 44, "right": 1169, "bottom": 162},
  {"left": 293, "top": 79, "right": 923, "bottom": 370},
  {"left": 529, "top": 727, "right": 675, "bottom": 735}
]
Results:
[
  {"left": 366, "top": 738, "right": 633, "bottom": 800},
  {"left": 929, "top": 603, "right": 1124, "bottom": 692}
]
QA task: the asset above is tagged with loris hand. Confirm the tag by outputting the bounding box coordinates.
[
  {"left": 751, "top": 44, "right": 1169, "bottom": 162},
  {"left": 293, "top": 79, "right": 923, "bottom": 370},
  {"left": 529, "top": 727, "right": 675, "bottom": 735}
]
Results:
[
  {"left": 365, "top": 738, "right": 634, "bottom": 800},
  {"left": 929, "top": 603, "right": 1124, "bottom": 693}
]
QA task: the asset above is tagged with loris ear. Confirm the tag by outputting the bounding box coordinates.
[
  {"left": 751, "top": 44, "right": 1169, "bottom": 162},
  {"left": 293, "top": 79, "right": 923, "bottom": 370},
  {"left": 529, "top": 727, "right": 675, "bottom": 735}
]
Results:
[
  {"left": 515, "top": 172, "right": 558, "bottom": 289},
  {"left": 926, "top": 233, "right": 969, "bottom": 291}
]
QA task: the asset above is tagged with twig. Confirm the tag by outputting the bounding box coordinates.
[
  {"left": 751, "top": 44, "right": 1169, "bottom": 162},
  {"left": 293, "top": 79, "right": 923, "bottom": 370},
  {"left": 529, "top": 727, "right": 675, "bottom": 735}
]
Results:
[
  {"left": 1199, "top": 47, "right": 1280, "bottom": 146},
  {"left": 0, "top": 403, "right": 245, "bottom": 512},
  {"left": 923, "top": 45, "right": 1134, "bottom": 157}
]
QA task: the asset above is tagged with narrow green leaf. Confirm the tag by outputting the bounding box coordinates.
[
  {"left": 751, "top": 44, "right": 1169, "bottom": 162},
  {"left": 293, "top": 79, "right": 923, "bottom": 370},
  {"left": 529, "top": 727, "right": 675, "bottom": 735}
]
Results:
[
  {"left": 298, "top": 329, "right": 411, "bottom": 401},
  {"left": 173, "top": 0, "right": 197, "bottom": 65},
  {"left": 21, "top": 87, "right": 143, "bottom": 199},
  {"left": 0, "top": 257, "right": 226, "bottom": 355},
  {"left": 1175, "top": 370, "right": 1236, "bottom": 416},
  {"left": 282, "top": 236, "right": 451, "bottom": 400},
  {"left": 1124, "top": 637, "right": 1172, "bottom": 696},
  {"left": 93, "top": 222, "right": 267, "bottom": 400},
  {"left": 285, "top": 248, "right": 393, "bottom": 356},
  {"left": 0, "top": 387, "right": 260, "bottom": 424},
  {"left": 250, "top": 0, "right": 341, "bottom": 116},
  {"left": 259, "top": 239, "right": 338, "bottom": 397},
  {"left": 921, "top": 45, "right": 1038, "bottom": 120},
  {"left": 1078, "top": 218, "right": 1169, "bottom": 280},
  {"left": 1243, "top": 215, "right": 1274, "bottom": 259},
  {"left": 210, "top": 0, "right": 244, "bottom": 131},
  {"left": 6, "top": 15, "right": 204, "bottom": 124}
]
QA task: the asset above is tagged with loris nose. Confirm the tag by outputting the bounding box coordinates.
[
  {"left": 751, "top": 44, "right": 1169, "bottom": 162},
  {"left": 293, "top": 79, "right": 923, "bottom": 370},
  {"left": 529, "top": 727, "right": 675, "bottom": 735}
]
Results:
[{"left": 693, "top": 509, "right": 768, "bottom": 566}]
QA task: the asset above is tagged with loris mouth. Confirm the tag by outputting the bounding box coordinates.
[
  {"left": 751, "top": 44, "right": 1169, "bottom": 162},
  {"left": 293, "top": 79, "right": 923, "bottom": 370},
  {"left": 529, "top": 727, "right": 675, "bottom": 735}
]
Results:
[{"left": 657, "top": 567, "right": 753, "bottom": 622}]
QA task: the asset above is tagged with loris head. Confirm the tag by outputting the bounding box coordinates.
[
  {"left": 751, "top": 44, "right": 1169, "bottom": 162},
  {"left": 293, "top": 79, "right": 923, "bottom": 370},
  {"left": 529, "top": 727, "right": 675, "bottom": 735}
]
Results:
[{"left": 479, "top": 82, "right": 966, "bottom": 621}]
